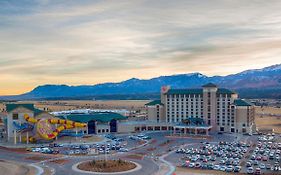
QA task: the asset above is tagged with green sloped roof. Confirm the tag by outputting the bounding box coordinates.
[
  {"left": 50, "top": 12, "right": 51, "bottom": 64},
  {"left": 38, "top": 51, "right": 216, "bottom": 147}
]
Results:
[
  {"left": 6, "top": 104, "right": 35, "bottom": 113},
  {"left": 57, "top": 112, "right": 127, "bottom": 123},
  {"left": 34, "top": 109, "right": 45, "bottom": 116},
  {"left": 166, "top": 88, "right": 235, "bottom": 95},
  {"left": 217, "top": 88, "right": 236, "bottom": 94},
  {"left": 234, "top": 99, "right": 253, "bottom": 106},
  {"left": 202, "top": 83, "right": 217, "bottom": 88},
  {"left": 145, "top": 100, "right": 163, "bottom": 106},
  {"left": 6, "top": 103, "right": 47, "bottom": 116},
  {"left": 167, "top": 88, "right": 203, "bottom": 95}
]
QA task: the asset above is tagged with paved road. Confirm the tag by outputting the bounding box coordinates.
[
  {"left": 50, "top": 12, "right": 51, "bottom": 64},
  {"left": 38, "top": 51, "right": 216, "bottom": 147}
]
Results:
[{"left": 0, "top": 132, "right": 251, "bottom": 175}]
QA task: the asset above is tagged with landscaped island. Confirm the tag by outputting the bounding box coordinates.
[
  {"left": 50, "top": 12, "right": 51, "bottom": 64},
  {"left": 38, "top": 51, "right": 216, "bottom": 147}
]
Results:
[{"left": 77, "top": 159, "right": 137, "bottom": 173}]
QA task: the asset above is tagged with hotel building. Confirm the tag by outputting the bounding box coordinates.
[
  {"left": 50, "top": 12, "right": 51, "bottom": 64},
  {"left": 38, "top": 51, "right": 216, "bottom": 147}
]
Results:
[{"left": 146, "top": 83, "right": 255, "bottom": 133}]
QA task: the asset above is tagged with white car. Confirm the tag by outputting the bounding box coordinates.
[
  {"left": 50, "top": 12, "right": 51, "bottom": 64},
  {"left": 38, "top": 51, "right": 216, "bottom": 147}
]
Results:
[
  {"left": 259, "top": 163, "right": 266, "bottom": 169},
  {"left": 247, "top": 167, "right": 254, "bottom": 174},
  {"left": 213, "top": 165, "right": 220, "bottom": 170},
  {"left": 137, "top": 134, "right": 145, "bottom": 138},
  {"left": 32, "top": 148, "right": 41, "bottom": 152},
  {"left": 226, "top": 165, "right": 233, "bottom": 172},
  {"left": 219, "top": 166, "right": 226, "bottom": 171},
  {"left": 189, "top": 163, "right": 195, "bottom": 168},
  {"left": 119, "top": 148, "right": 128, "bottom": 152}
]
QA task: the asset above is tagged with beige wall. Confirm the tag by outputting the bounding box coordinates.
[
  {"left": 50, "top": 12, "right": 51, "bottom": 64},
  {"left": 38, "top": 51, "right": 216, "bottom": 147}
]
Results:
[
  {"left": 203, "top": 87, "right": 218, "bottom": 131},
  {"left": 236, "top": 106, "right": 255, "bottom": 133},
  {"left": 96, "top": 124, "right": 110, "bottom": 134},
  {"left": 117, "top": 122, "right": 136, "bottom": 133},
  {"left": 147, "top": 105, "right": 165, "bottom": 122},
  {"left": 7, "top": 107, "right": 34, "bottom": 140}
]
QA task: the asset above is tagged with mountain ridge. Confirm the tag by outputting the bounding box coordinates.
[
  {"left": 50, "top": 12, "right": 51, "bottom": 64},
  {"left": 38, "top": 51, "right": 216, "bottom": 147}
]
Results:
[{"left": 1, "top": 64, "right": 281, "bottom": 100}]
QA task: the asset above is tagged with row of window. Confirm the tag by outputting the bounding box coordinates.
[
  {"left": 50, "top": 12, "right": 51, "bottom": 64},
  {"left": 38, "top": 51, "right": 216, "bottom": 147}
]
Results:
[
  {"left": 167, "top": 98, "right": 203, "bottom": 102},
  {"left": 167, "top": 94, "right": 232, "bottom": 99},
  {"left": 167, "top": 95, "right": 202, "bottom": 98},
  {"left": 167, "top": 114, "right": 203, "bottom": 118},
  {"left": 97, "top": 129, "right": 109, "bottom": 133},
  {"left": 168, "top": 108, "right": 203, "bottom": 112},
  {"left": 217, "top": 123, "right": 235, "bottom": 127},
  {"left": 167, "top": 104, "right": 203, "bottom": 108}
]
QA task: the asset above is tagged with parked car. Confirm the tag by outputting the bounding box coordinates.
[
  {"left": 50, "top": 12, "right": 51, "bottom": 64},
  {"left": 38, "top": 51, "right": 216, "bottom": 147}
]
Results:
[
  {"left": 234, "top": 166, "right": 241, "bottom": 172},
  {"left": 259, "top": 163, "right": 266, "bottom": 169},
  {"left": 247, "top": 167, "right": 254, "bottom": 174},
  {"left": 189, "top": 163, "right": 195, "bottom": 168},
  {"left": 255, "top": 168, "right": 261, "bottom": 175},
  {"left": 226, "top": 165, "right": 233, "bottom": 172},
  {"left": 213, "top": 165, "right": 220, "bottom": 170},
  {"left": 119, "top": 148, "right": 128, "bottom": 152}
]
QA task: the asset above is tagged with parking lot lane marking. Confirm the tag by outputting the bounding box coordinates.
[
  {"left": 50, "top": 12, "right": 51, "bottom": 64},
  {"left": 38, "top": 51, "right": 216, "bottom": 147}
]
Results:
[{"left": 29, "top": 163, "right": 44, "bottom": 175}]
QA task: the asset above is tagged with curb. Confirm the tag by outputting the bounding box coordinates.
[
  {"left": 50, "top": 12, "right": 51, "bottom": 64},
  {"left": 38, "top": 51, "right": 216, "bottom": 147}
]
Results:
[{"left": 72, "top": 160, "right": 142, "bottom": 175}]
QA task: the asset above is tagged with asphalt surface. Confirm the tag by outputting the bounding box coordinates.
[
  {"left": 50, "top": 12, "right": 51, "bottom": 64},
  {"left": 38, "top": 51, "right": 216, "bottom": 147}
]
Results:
[{"left": 0, "top": 132, "right": 279, "bottom": 175}]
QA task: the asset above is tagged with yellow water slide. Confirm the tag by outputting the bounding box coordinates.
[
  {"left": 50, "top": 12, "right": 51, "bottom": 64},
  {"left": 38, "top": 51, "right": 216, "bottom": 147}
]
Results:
[{"left": 23, "top": 114, "right": 87, "bottom": 140}]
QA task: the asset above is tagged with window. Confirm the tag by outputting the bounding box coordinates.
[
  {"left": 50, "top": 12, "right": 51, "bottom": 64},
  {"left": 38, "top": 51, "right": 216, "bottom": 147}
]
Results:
[{"left": 12, "top": 113, "right": 19, "bottom": 120}]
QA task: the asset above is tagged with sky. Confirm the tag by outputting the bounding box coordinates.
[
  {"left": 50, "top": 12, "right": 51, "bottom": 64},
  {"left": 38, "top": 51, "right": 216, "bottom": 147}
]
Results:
[{"left": 1, "top": 0, "right": 281, "bottom": 95}]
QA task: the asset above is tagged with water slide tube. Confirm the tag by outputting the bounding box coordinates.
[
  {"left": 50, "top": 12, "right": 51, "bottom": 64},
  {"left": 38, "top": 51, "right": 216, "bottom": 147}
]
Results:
[
  {"left": 23, "top": 114, "right": 87, "bottom": 140},
  {"left": 13, "top": 121, "right": 34, "bottom": 132}
]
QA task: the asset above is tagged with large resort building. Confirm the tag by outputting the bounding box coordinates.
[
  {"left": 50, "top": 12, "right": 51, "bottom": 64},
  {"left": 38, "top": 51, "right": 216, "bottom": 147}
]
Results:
[
  {"left": 0, "top": 83, "right": 255, "bottom": 145},
  {"left": 146, "top": 83, "right": 255, "bottom": 134}
]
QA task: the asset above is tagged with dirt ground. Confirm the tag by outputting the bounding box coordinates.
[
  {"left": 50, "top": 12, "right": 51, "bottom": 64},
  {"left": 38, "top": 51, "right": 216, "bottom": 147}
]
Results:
[
  {"left": 255, "top": 116, "right": 281, "bottom": 133},
  {"left": 77, "top": 160, "right": 136, "bottom": 173},
  {"left": 255, "top": 106, "right": 281, "bottom": 133},
  {"left": 0, "top": 160, "right": 36, "bottom": 175},
  {"left": 3, "top": 100, "right": 150, "bottom": 112},
  {"left": 255, "top": 106, "right": 281, "bottom": 115}
]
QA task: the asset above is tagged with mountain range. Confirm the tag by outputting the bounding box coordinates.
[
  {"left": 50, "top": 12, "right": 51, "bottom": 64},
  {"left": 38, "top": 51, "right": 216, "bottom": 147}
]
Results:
[{"left": 1, "top": 64, "right": 281, "bottom": 100}]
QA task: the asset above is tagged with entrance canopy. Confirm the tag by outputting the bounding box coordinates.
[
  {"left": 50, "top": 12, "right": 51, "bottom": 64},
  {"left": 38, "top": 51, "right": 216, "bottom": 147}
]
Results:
[{"left": 175, "top": 117, "right": 212, "bottom": 130}]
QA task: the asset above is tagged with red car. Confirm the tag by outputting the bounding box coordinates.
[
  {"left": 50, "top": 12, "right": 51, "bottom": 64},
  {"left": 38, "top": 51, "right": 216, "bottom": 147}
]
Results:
[
  {"left": 262, "top": 156, "right": 268, "bottom": 161},
  {"left": 255, "top": 168, "right": 261, "bottom": 175},
  {"left": 256, "top": 156, "right": 262, "bottom": 161}
]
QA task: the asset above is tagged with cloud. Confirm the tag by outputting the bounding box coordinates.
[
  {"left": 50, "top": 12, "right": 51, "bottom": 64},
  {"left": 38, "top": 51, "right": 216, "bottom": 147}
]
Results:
[{"left": 0, "top": 0, "right": 281, "bottom": 94}]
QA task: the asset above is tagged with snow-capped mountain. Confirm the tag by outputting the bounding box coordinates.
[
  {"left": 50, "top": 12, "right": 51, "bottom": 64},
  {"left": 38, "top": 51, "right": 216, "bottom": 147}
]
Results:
[{"left": 1, "top": 64, "right": 281, "bottom": 100}]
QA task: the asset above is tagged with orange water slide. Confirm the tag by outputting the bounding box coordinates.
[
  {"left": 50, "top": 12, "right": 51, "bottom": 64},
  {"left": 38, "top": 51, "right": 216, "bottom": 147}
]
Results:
[{"left": 23, "top": 114, "right": 87, "bottom": 140}]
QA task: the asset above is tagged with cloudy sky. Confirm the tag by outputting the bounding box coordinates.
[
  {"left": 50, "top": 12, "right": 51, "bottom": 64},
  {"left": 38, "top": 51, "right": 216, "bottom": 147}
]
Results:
[{"left": 1, "top": 0, "right": 281, "bottom": 95}]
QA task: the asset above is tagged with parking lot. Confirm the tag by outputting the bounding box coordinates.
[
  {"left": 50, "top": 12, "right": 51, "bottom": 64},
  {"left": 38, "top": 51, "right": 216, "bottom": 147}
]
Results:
[
  {"left": 2, "top": 130, "right": 281, "bottom": 175},
  {"left": 173, "top": 133, "right": 281, "bottom": 174},
  {"left": 25, "top": 133, "right": 152, "bottom": 156}
]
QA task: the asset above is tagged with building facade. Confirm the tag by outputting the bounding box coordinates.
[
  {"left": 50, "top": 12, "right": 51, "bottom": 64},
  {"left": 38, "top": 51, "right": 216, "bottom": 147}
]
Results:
[
  {"left": 5, "top": 104, "right": 54, "bottom": 143},
  {"left": 146, "top": 83, "right": 255, "bottom": 133},
  {"left": 3, "top": 104, "right": 128, "bottom": 144}
]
